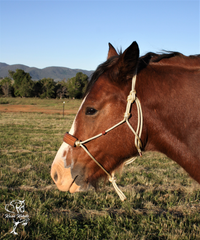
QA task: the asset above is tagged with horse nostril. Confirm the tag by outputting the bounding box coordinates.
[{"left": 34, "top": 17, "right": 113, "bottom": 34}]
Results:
[{"left": 54, "top": 172, "right": 58, "bottom": 182}]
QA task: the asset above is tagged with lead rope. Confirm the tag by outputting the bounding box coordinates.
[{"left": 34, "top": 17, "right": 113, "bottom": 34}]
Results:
[{"left": 74, "top": 73, "right": 143, "bottom": 201}]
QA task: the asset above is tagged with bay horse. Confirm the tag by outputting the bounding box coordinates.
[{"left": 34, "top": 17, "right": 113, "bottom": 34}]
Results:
[{"left": 51, "top": 41, "right": 200, "bottom": 201}]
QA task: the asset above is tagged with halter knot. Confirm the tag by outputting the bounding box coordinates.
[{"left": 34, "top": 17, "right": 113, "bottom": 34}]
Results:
[
  {"left": 75, "top": 141, "right": 81, "bottom": 147},
  {"left": 127, "top": 90, "right": 136, "bottom": 103},
  {"left": 124, "top": 112, "right": 131, "bottom": 119},
  {"left": 108, "top": 175, "right": 116, "bottom": 183}
]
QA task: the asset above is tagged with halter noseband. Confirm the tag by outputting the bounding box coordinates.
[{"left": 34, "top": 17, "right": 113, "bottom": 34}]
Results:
[{"left": 63, "top": 73, "right": 143, "bottom": 201}]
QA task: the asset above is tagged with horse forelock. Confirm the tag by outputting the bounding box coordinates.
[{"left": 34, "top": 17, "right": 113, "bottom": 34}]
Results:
[{"left": 84, "top": 55, "right": 120, "bottom": 97}]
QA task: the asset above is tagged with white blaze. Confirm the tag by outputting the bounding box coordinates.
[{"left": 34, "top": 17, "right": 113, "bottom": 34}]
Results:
[
  {"left": 53, "top": 95, "right": 88, "bottom": 167},
  {"left": 69, "top": 94, "right": 88, "bottom": 136}
]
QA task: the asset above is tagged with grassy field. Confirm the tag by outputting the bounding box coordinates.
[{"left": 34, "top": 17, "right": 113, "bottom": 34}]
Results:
[
  {"left": 0, "top": 98, "right": 200, "bottom": 239},
  {"left": 0, "top": 97, "right": 81, "bottom": 113}
]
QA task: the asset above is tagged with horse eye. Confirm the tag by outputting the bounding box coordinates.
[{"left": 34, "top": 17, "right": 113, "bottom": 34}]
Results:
[{"left": 85, "top": 107, "right": 97, "bottom": 115}]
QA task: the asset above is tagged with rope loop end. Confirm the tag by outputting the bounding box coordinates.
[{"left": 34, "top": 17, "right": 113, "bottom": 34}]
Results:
[{"left": 109, "top": 175, "right": 127, "bottom": 201}]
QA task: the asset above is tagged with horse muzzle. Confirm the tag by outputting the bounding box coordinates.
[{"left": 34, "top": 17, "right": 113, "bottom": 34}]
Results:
[
  {"left": 50, "top": 141, "right": 81, "bottom": 193},
  {"left": 51, "top": 159, "right": 80, "bottom": 193}
]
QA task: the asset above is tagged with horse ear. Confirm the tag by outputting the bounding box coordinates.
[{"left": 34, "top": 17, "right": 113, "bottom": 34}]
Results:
[
  {"left": 107, "top": 43, "right": 118, "bottom": 59},
  {"left": 119, "top": 41, "right": 139, "bottom": 75}
]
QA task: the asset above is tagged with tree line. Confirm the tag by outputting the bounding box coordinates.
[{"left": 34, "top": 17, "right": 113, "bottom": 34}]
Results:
[{"left": 0, "top": 69, "right": 89, "bottom": 99}]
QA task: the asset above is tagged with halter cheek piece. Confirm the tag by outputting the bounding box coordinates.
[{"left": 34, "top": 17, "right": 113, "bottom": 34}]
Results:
[{"left": 63, "top": 73, "right": 143, "bottom": 201}]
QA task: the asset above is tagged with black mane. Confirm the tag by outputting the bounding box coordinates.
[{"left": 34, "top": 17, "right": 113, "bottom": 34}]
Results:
[
  {"left": 84, "top": 50, "right": 200, "bottom": 97},
  {"left": 138, "top": 51, "right": 184, "bottom": 69}
]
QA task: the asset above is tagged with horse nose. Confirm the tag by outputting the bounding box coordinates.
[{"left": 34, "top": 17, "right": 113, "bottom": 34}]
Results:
[
  {"left": 51, "top": 163, "right": 62, "bottom": 185},
  {"left": 52, "top": 170, "right": 58, "bottom": 182},
  {"left": 51, "top": 159, "right": 80, "bottom": 192},
  {"left": 53, "top": 172, "right": 58, "bottom": 182}
]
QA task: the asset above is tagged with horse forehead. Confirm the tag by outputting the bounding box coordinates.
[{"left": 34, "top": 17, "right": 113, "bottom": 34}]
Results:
[{"left": 86, "top": 77, "right": 119, "bottom": 100}]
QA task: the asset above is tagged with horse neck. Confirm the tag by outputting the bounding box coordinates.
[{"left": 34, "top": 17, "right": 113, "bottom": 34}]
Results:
[{"left": 135, "top": 64, "right": 200, "bottom": 183}]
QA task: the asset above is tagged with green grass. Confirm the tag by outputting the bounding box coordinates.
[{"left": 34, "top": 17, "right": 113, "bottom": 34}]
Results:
[
  {"left": 0, "top": 97, "right": 81, "bottom": 111},
  {"left": 0, "top": 100, "right": 200, "bottom": 239}
]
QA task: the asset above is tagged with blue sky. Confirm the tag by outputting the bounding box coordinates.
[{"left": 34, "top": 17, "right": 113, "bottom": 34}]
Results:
[{"left": 0, "top": 0, "right": 199, "bottom": 70}]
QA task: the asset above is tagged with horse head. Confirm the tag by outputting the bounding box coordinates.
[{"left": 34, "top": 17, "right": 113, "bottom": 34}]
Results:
[
  {"left": 51, "top": 42, "right": 144, "bottom": 197},
  {"left": 51, "top": 41, "right": 200, "bottom": 200}
]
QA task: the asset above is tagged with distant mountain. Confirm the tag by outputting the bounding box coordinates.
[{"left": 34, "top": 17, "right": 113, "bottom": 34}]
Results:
[
  {"left": 0, "top": 63, "right": 9, "bottom": 68},
  {"left": 0, "top": 62, "right": 94, "bottom": 81}
]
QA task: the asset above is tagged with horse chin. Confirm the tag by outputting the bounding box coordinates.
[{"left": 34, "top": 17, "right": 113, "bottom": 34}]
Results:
[
  {"left": 68, "top": 181, "right": 81, "bottom": 193},
  {"left": 56, "top": 181, "right": 81, "bottom": 193}
]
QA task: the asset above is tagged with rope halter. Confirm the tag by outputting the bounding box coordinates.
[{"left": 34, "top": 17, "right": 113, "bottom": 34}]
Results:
[{"left": 63, "top": 73, "right": 143, "bottom": 201}]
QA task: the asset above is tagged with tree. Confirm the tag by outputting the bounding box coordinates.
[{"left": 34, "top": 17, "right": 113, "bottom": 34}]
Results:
[
  {"left": 8, "top": 70, "right": 15, "bottom": 79},
  {"left": 33, "top": 80, "right": 42, "bottom": 97},
  {"left": 66, "top": 72, "right": 88, "bottom": 99},
  {"left": 0, "top": 77, "right": 13, "bottom": 97},
  {"left": 12, "top": 69, "right": 34, "bottom": 97},
  {"left": 38, "top": 78, "right": 56, "bottom": 98},
  {"left": 56, "top": 79, "right": 68, "bottom": 99}
]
